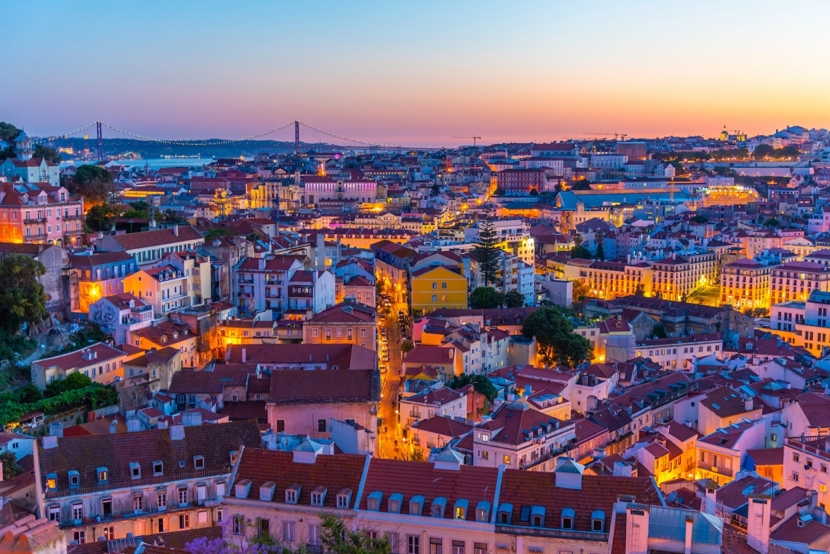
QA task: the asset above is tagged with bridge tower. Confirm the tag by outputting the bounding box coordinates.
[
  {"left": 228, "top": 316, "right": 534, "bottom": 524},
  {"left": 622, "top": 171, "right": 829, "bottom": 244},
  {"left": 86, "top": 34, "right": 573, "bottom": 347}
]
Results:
[
  {"left": 96, "top": 121, "right": 103, "bottom": 161},
  {"left": 294, "top": 121, "right": 300, "bottom": 154}
]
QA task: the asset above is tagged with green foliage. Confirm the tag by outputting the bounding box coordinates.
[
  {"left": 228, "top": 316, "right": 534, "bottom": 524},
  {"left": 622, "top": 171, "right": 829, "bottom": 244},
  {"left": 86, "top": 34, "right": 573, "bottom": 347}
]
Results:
[
  {"left": 594, "top": 231, "right": 605, "bottom": 261},
  {"left": 571, "top": 280, "right": 590, "bottom": 302},
  {"left": 320, "top": 514, "right": 391, "bottom": 554},
  {"left": 52, "top": 324, "right": 110, "bottom": 356},
  {"left": 570, "top": 233, "right": 592, "bottom": 259},
  {"left": 431, "top": 183, "right": 441, "bottom": 196},
  {"left": 529, "top": 188, "right": 539, "bottom": 196},
  {"left": 753, "top": 144, "right": 800, "bottom": 160},
  {"left": 0, "top": 255, "right": 47, "bottom": 334},
  {"left": 0, "top": 122, "right": 22, "bottom": 144},
  {"left": 203, "top": 228, "right": 231, "bottom": 241},
  {"left": 448, "top": 373, "right": 498, "bottom": 402},
  {"left": 66, "top": 165, "right": 113, "bottom": 204},
  {"left": 0, "top": 383, "right": 119, "bottom": 428},
  {"left": 401, "top": 340, "right": 415, "bottom": 354},
  {"left": 522, "top": 307, "right": 593, "bottom": 368},
  {"left": 0, "top": 331, "right": 36, "bottom": 364},
  {"left": 504, "top": 289, "right": 526, "bottom": 308},
  {"left": 85, "top": 202, "right": 120, "bottom": 232},
  {"left": 652, "top": 324, "right": 668, "bottom": 339},
  {"left": 0, "top": 451, "right": 22, "bottom": 480},
  {"left": 33, "top": 144, "right": 61, "bottom": 163},
  {"left": 472, "top": 219, "right": 500, "bottom": 287},
  {"left": 634, "top": 283, "right": 646, "bottom": 296},
  {"left": 570, "top": 180, "right": 592, "bottom": 191},
  {"left": 44, "top": 372, "right": 92, "bottom": 398},
  {"left": 493, "top": 187, "right": 505, "bottom": 196},
  {"left": 691, "top": 214, "right": 708, "bottom": 224},
  {"left": 471, "top": 287, "right": 503, "bottom": 309},
  {"left": 764, "top": 217, "right": 780, "bottom": 228}
]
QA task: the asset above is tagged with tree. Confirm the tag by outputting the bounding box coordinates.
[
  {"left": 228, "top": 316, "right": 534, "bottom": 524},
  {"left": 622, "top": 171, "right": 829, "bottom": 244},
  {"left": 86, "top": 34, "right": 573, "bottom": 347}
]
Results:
[
  {"left": 85, "top": 203, "right": 120, "bottom": 232},
  {"left": 764, "top": 217, "right": 780, "bottom": 228},
  {"left": 571, "top": 280, "right": 590, "bottom": 302},
  {"left": 0, "top": 254, "right": 47, "bottom": 334},
  {"left": 431, "top": 183, "right": 441, "bottom": 196},
  {"left": 401, "top": 340, "right": 415, "bottom": 354},
  {"left": 691, "top": 214, "right": 708, "bottom": 224},
  {"left": 570, "top": 233, "right": 592, "bottom": 259},
  {"left": 204, "top": 228, "right": 230, "bottom": 242},
  {"left": 594, "top": 231, "right": 605, "bottom": 261},
  {"left": 472, "top": 219, "right": 500, "bottom": 287},
  {"left": 0, "top": 122, "right": 21, "bottom": 161},
  {"left": 634, "top": 283, "right": 646, "bottom": 296},
  {"left": 0, "top": 451, "right": 22, "bottom": 480},
  {"left": 448, "top": 373, "right": 498, "bottom": 403},
  {"left": 33, "top": 144, "right": 61, "bottom": 163},
  {"left": 504, "top": 289, "right": 526, "bottom": 308},
  {"left": 65, "top": 165, "right": 113, "bottom": 204},
  {"left": 471, "top": 287, "right": 504, "bottom": 309},
  {"left": 652, "top": 324, "right": 668, "bottom": 339},
  {"left": 529, "top": 188, "right": 539, "bottom": 196},
  {"left": 493, "top": 187, "right": 505, "bottom": 196},
  {"left": 753, "top": 144, "right": 774, "bottom": 160},
  {"left": 522, "top": 307, "right": 592, "bottom": 367},
  {"left": 45, "top": 372, "right": 92, "bottom": 398}
]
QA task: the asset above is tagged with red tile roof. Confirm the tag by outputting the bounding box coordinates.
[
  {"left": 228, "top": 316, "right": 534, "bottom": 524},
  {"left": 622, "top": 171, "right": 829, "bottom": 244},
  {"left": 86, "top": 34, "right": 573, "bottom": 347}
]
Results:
[
  {"left": 109, "top": 226, "right": 204, "bottom": 250},
  {"left": 412, "top": 416, "right": 473, "bottom": 438},
  {"left": 268, "top": 369, "right": 378, "bottom": 404}
]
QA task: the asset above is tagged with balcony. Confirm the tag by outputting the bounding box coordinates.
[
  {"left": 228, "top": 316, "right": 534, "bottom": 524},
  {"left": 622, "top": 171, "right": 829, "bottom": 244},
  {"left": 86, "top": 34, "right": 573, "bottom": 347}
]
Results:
[
  {"left": 697, "top": 461, "right": 733, "bottom": 477},
  {"left": 45, "top": 467, "right": 230, "bottom": 499},
  {"left": 24, "top": 217, "right": 47, "bottom": 224}
]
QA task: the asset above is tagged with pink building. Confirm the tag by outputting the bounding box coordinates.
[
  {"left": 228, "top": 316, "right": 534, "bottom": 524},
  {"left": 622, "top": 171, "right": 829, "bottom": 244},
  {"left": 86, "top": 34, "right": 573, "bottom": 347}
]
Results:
[{"left": 0, "top": 182, "right": 84, "bottom": 246}]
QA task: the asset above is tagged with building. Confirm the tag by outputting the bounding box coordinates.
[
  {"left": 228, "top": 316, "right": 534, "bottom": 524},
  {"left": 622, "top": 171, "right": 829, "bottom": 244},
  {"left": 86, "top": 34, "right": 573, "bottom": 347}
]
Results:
[
  {"left": 69, "top": 251, "right": 138, "bottom": 313},
  {"left": 696, "top": 419, "right": 767, "bottom": 486},
  {"left": 633, "top": 333, "right": 723, "bottom": 370},
  {"left": 0, "top": 182, "right": 84, "bottom": 246},
  {"left": 88, "top": 292, "right": 154, "bottom": 345},
  {"left": 410, "top": 265, "right": 468, "bottom": 315},
  {"left": 720, "top": 258, "right": 772, "bottom": 311},
  {"left": 302, "top": 301, "right": 377, "bottom": 351},
  {"left": 155, "top": 250, "right": 212, "bottom": 308},
  {"left": 97, "top": 225, "right": 205, "bottom": 266},
  {"left": 493, "top": 168, "right": 545, "bottom": 195},
  {"left": 36, "top": 420, "right": 261, "bottom": 544},
  {"left": 233, "top": 256, "right": 305, "bottom": 316},
  {"left": 651, "top": 252, "right": 717, "bottom": 302},
  {"left": 561, "top": 258, "right": 653, "bottom": 300},
  {"left": 771, "top": 261, "right": 830, "bottom": 305},
  {"left": 31, "top": 342, "right": 127, "bottom": 390},
  {"left": 1, "top": 156, "right": 60, "bottom": 186},
  {"left": 371, "top": 240, "right": 417, "bottom": 304},
  {"left": 123, "top": 266, "right": 190, "bottom": 317},
  {"left": 301, "top": 175, "right": 377, "bottom": 204},
  {"left": 286, "top": 269, "right": 336, "bottom": 316},
  {"left": 770, "top": 290, "right": 830, "bottom": 356}
]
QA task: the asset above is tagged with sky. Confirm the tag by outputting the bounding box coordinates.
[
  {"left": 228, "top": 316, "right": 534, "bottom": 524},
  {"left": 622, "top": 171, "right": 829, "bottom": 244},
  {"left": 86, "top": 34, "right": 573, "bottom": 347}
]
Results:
[{"left": 3, "top": 0, "right": 830, "bottom": 147}]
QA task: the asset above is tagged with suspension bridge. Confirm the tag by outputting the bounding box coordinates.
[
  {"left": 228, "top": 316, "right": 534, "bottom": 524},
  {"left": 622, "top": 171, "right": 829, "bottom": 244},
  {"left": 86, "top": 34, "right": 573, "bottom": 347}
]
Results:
[{"left": 33, "top": 120, "right": 446, "bottom": 159}]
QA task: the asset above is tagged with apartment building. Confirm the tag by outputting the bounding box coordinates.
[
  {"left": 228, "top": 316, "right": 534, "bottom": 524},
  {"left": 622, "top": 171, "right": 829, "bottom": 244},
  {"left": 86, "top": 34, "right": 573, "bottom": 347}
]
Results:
[
  {"left": 69, "top": 251, "right": 138, "bottom": 313},
  {"left": 770, "top": 289, "right": 830, "bottom": 356},
  {"left": 463, "top": 219, "right": 534, "bottom": 265},
  {"left": 770, "top": 260, "right": 830, "bottom": 305},
  {"left": 88, "top": 292, "right": 154, "bottom": 345},
  {"left": 155, "top": 250, "right": 212, "bottom": 307},
  {"left": 651, "top": 252, "right": 717, "bottom": 302},
  {"left": 720, "top": 258, "right": 772, "bottom": 311},
  {"left": 492, "top": 167, "right": 545, "bottom": 195},
  {"left": 233, "top": 255, "right": 305, "bottom": 315},
  {"left": 562, "top": 258, "right": 653, "bottom": 300},
  {"left": 410, "top": 265, "right": 468, "bottom": 314},
  {"left": 0, "top": 181, "right": 84, "bottom": 246},
  {"left": 31, "top": 342, "right": 127, "bottom": 390},
  {"left": 696, "top": 419, "right": 768, "bottom": 486},
  {"left": 97, "top": 225, "right": 205, "bottom": 266},
  {"left": 783, "top": 435, "right": 830, "bottom": 511},
  {"left": 371, "top": 240, "right": 417, "bottom": 304},
  {"left": 633, "top": 333, "right": 723, "bottom": 370},
  {"left": 302, "top": 301, "right": 377, "bottom": 351},
  {"left": 286, "top": 269, "right": 336, "bottom": 316},
  {"left": 123, "top": 266, "right": 189, "bottom": 317},
  {"left": 36, "top": 420, "right": 261, "bottom": 544}
]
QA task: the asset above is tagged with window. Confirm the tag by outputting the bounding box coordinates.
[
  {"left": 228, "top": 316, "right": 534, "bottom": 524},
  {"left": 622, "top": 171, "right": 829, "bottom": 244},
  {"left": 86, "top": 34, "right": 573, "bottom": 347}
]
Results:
[
  {"left": 45, "top": 473, "right": 57, "bottom": 490},
  {"left": 72, "top": 503, "right": 83, "bottom": 522},
  {"left": 130, "top": 462, "right": 141, "bottom": 479},
  {"left": 157, "top": 492, "right": 167, "bottom": 509},
  {"left": 48, "top": 505, "right": 60, "bottom": 522},
  {"left": 503, "top": 455, "right": 510, "bottom": 465},
  {"left": 318, "top": 419, "right": 327, "bottom": 433},
  {"left": 179, "top": 487, "right": 188, "bottom": 505},
  {"left": 73, "top": 530, "right": 86, "bottom": 545},
  {"left": 153, "top": 461, "right": 163, "bottom": 475},
  {"left": 408, "top": 535, "right": 420, "bottom": 554},
  {"left": 97, "top": 467, "right": 108, "bottom": 483},
  {"left": 309, "top": 524, "right": 321, "bottom": 547},
  {"left": 258, "top": 518, "right": 270, "bottom": 539},
  {"left": 474, "top": 543, "right": 487, "bottom": 554},
  {"left": 286, "top": 488, "right": 299, "bottom": 504},
  {"left": 69, "top": 471, "right": 80, "bottom": 488},
  {"left": 283, "top": 521, "right": 296, "bottom": 542},
  {"left": 442, "top": 282, "right": 447, "bottom": 289},
  {"left": 337, "top": 491, "right": 351, "bottom": 509},
  {"left": 452, "top": 541, "right": 464, "bottom": 554},
  {"left": 277, "top": 420, "right": 285, "bottom": 432},
  {"left": 794, "top": 453, "right": 800, "bottom": 463},
  {"left": 233, "top": 515, "right": 244, "bottom": 535},
  {"left": 387, "top": 533, "right": 400, "bottom": 554},
  {"left": 179, "top": 513, "right": 190, "bottom": 530},
  {"left": 430, "top": 538, "right": 443, "bottom": 554},
  {"left": 134, "top": 495, "right": 144, "bottom": 512},
  {"left": 103, "top": 525, "right": 115, "bottom": 540},
  {"left": 771, "top": 433, "right": 777, "bottom": 442},
  {"left": 432, "top": 282, "right": 437, "bottom": 289},
  {"left": 432, "top": 295, "right": 437, "bottom": 302}
]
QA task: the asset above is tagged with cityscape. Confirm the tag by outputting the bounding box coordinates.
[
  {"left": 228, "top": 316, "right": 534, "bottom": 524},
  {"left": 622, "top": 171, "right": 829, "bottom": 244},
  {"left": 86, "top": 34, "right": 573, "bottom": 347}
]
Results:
[{"left": 2, "top": 2, "right": 830, "bottom": 554}]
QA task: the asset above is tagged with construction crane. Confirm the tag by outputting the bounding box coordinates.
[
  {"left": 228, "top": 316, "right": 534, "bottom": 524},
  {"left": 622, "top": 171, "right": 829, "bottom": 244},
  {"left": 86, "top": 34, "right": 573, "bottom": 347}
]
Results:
[
  {"left": 582, "top": 132, "right": 628, "bottom": 141},
  {"left": 451, "top": 136, "right": 482, "bottom": 147}
]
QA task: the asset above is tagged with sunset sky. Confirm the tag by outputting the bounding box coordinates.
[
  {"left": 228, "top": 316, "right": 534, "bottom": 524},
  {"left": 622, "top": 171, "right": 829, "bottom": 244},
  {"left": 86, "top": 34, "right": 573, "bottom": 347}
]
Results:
[{"left": 4, "top": 0, "right": 829, "bottom": 146}]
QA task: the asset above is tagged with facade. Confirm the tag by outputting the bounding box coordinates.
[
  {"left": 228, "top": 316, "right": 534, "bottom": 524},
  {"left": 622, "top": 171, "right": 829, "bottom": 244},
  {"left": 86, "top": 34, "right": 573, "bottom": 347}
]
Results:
[
  {"left": 561, "top": 258, "right": 653, "bottom": 300},
  {"left": 36, "top": 420, "right": 261, "bottom": 544},
  {"left": 97, "top": 225, "right": 205, "bottom": 266},
  {"left": 286, "top": 270, "right": 336, "bottom": 316},
  {"left": 301, "top": 175, "right": 377, "bottom": 204},
  {"left": 155, "top": 250, "right": 212, "bottom": 308},
  {"left": 302, "top": 301, "right": 377, "bottom": 351},
  {"left": 410, "top": 265, "right": 468, "bottom": 315},
  {"left": 88, "top": 292, "right": 154, "bottom": 345},
  {"left": 493, "top": 168, "right": 545, "bottom": 195},
  {"left": 1, "top": 156, "right": 60, "bottom": 187},
  {"left": 720, "top": 258, "right": 772, "bottom": 311},
  {"left": 651, "top": 252, "right": 717, "bottom": 302},
  {"left": 233, "top": 256, "right": 305, "bottom": 315},
  {"left": 770, "top": 290, "right": 830, "bottom": 356},
  {"left": 69, "top": 251, "right": 138, "bottom": 313},
  {"left": 123, "top": 266, "right": 190, "bottom": 317},
  {"left": 633, "top": 333, "right": 723, "bottom": 370},
  {"left": 31, "top": 342, "right": 127, "bottom": 390},
  {"left": 770, "top": 261, "right": 830, "bottom": 305},
  {"left": 0, "top": 182, "right": 84, "bottom": 246}
]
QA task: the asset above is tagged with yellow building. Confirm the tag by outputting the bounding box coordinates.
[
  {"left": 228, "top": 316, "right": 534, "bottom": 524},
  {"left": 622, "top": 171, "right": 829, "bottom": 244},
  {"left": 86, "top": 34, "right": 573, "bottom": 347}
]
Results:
[
  {"left": 770, "top": 261, "right": 830, "bottom": 305},
  {"left": 720, "top": 258, "right": 771, "bottom": 311},
  {"left": 561, "top": 258, "right": 653, "bottom": 300},
  {"left": 409, "top": 265, "right": 468, "bottom": 315}
]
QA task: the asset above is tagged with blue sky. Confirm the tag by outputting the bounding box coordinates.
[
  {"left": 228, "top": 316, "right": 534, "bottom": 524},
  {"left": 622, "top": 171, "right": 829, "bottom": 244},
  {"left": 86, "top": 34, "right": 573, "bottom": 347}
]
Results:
[{"left": 3, "top": 0, "right": 829, "bottom": 146}]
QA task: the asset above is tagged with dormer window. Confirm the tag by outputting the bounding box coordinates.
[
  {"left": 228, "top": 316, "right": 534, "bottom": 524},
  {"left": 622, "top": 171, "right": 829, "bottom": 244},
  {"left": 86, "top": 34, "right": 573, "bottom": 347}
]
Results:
[
  {"left": 530, "top": 506, "right": 546, "bottom": 527},
  {"left": 336, "top": 489, "right": 352, "bottom": 509},
  {"left": 193, "top": 456, "right": 204, "bottom": 470},
  {"left": 454, "top": 499, "right": 469, "bottom": 520},
  {"left": 130, "top": 462, "right": 141, "bottom": 480},
  {"left": 431, "top": 497, "right": 447, "bottom": 518},
  {"left": 367, "top": 491, "right": 383, "bottom": 511},
  {"left": 388, "top": 493, "right": 403, "bottom": 513},
  {"left": 311, "top": 486, "right": 327, "bottom": 507},
  {"left": 235, "top": 479, "right": 252, "bottom": 499},
  {"left": 409, "top": 495, "right": 424, "bottom": 516},
  {"left": 561, "top": 507, "right": 575, "bottom": 529},
  {"left": 68, "top": 470, "right": 80, "bottom": 489},
  {"left": 498, "top": 503, "right": 513, "bottom": 524},
  {"left": 476, "top": 501, "right": 490, "bottom": 522},
  {"left": 97, "top": 467, "right": 108, "bottom": 484},
  {"left": 260, "top": 481, "right": 276, "bottom": 502},
  {"left": 285, "top": 484, "right": 301, "bottom": 504},
  {"left": 45, "top": 473, "right": 57, "bottom": 490},
  {"left": 230, "top": 450, "right": 239, "bottom": 465},
  {"left": 591, "top": 510, "right": 605, "bottom": 532},
  {"left": 153, "top": 461, "right": 163, "bottom": 476}
]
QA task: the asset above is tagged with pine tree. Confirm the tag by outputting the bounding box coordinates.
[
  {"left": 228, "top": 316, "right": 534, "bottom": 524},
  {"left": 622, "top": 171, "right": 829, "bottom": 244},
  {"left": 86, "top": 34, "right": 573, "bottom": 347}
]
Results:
[{"left": 472, "top": 219, "right": 500, "bottom": 287}]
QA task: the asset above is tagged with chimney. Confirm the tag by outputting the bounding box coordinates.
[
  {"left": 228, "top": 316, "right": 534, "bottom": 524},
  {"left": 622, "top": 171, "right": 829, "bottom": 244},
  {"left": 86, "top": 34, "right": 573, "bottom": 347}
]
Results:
[
  {"left": 613, "top": 460, "right": 632, "bottom": 477},
  {"left": 242, "top": 347, "right": 247, "bottom": 364},
  {"left": 169, "top": 425, "right": 185, "bottom": 441},
  {"left": 109, "top": 420, "right": 118, "bottom": 434},
  {"left": 173, "top": 224, "right": 179, "bottom": 237},
  {"left": 625, "top": 504, "right": 650, "bottom": 554},
  {"left": 745, "top": 398, "right": 753, "bottom": 412},
  {"left": 49, "top": 422, "right": 63, "bottom": 438},
  {"left": 554, "top": 457, "right": 584, "bottom": 490},
  {"left": 684, "top": 514, "right": 693, "bottom": 554},
  {"left": 524, "top": 385, "right": 532, "bottom": 397},
  {"left": 746, "top": 496, "right": 771, "bottom": 554},
  {"left": 702, "top": 481, "right": 718, "bottom": 515},
  {"left": 316, "top": 233, "right": 325, "bottom": 270},
  {"left": 42, "top": 436, "right": 58, "bottom": 449}
]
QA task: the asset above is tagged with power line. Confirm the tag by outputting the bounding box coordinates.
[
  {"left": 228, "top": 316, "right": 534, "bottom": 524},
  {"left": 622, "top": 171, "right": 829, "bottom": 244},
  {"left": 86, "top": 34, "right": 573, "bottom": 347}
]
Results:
[{"left": 99, "top": 121, "right": 296, "bottom": 146}]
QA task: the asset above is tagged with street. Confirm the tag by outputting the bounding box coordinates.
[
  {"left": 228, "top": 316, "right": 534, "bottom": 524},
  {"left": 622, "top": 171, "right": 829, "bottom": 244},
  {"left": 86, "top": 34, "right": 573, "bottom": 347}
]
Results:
[{"left": 376, "top": 301, "right": 407, "bottom": 459}]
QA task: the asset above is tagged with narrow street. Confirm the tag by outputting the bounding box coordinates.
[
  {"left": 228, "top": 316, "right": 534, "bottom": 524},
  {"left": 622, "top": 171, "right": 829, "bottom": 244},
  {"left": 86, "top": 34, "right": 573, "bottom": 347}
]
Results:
[{"left": 377, "top": 303, "right": 406, "bottom": 459}]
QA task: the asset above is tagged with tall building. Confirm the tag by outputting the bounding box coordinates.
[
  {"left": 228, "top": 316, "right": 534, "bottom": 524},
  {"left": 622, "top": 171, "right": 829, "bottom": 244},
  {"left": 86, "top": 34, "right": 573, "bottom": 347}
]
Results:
[{"left": 720, "top": 258, "right": 771, "bottom": 311}]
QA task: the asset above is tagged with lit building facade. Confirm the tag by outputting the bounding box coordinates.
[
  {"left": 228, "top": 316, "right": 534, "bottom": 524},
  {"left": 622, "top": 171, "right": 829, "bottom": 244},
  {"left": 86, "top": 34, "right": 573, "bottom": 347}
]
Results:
[{"left": 720, "top": 258, "right": 771, "bottom": 311}]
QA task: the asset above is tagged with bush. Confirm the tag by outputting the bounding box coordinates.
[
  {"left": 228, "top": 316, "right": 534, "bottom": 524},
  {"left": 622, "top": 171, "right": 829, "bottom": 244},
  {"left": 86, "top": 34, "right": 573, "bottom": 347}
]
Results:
[{"left": 0, "top": 384, "right": 118, "bottom": 428}]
